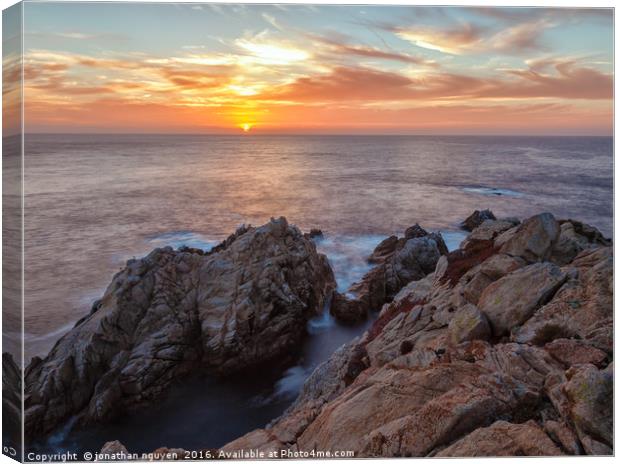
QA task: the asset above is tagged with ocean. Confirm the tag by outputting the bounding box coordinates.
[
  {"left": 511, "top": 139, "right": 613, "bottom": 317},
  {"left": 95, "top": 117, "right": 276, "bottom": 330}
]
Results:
[{"left": 20, "top": 134, "right": 612, "bottom": 452}]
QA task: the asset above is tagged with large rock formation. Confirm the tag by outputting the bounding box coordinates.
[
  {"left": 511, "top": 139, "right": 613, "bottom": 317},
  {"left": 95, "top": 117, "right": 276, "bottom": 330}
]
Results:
[
  {"left": 220, "top": 212, "right": 612, "bottom": 457},
  {"left": 25, "top": 218, "right": 336, "bottom": 438}
]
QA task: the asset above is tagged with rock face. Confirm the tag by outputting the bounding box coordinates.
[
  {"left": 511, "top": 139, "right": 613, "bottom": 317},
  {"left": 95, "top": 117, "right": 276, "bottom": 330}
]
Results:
[
  {"left": 25, "top": 218, "right": 336, "bottom": 438},
  {"left": 331, "top": 224, "right": 447, "bottom": 324},
  {"left": 222, "top": 213, "right": 612, "bottom": 457},
  {"left": 499, "top": 213, "right": 560, "bottom": 262},
  {"left": 478, "top": 263, "right": 567, "bottom": 336}
]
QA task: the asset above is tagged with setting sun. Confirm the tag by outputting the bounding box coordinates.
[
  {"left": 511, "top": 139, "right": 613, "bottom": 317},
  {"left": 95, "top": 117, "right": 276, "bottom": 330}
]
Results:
[{"left": 241, "top": 123, "right": 253, "bottom": 132}]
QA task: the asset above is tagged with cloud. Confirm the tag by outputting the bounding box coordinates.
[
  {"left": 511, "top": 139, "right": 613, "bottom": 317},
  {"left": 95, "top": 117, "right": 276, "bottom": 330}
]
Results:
[
  {"left": 498, "top": 59, "right": 612, "bottom": 100},
  {"left": 307, "top": 32, "right": 435, "bottom": 65},
  {"left": 393, "top": 22, "right": 484, "bottom": 54},
  {"left": 261, "top": 66, "right": 414, "bottom": 102},
  {"left": 259, "top": 59, "right": 612, "bottom": 103},
  {"left": 262, "top": 13, "right": 284, "bottom": 31},
  {"left": 234, "top": 32, "right": 310, "bottom": 65},
  {"left": 390, "top": 18, "right": 554, "bottom": 55}
]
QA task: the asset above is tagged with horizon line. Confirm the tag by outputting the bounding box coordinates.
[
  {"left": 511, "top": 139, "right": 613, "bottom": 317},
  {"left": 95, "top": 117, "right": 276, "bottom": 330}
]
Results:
[{"left": 11, "top": 132, "right": 614, "bottom": 138}]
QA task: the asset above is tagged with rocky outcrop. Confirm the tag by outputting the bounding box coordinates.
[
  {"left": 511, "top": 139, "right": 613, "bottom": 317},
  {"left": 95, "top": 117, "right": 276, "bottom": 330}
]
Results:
[
  {"left": 221, "top": 213, "right": 612, "bottom": 457},
  {"left": 330, "top": 224, "right": 447, "bottom": 324},
  {"left": 25, "top": 218, "right": 336, "bottom": 438}
]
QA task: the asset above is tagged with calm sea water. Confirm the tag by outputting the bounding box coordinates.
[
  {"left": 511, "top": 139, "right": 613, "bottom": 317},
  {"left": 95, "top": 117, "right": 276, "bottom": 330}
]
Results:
[{"left": 21, "top": 134, "right": 612, "bottom": 452}]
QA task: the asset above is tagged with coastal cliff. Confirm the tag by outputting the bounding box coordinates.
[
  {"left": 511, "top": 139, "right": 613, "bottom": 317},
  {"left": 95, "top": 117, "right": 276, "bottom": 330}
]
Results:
[{"left": 18, "top": 211, "right": 612, "bottom": 457}]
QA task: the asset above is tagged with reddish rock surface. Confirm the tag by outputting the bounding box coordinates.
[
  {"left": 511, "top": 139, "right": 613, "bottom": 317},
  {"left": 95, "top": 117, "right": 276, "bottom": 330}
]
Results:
[{"left": 216, "top": 213, "right": 612, "bottom": 457}]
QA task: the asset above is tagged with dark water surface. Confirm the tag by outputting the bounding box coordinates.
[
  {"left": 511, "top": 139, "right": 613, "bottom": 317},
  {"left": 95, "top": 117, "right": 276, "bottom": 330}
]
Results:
[{"left": 22, "top": 134, "right": 612, "bottom": 453}]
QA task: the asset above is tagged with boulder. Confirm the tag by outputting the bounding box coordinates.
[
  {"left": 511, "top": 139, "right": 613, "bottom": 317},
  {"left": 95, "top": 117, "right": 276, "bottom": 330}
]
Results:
[
  {"left": 551, "top": 220, "right": 611, "bottom": 265},
  {"left": 368, "top": 235, "right": 399, "bottom": 264},
  {"left": 101, "top": 440, "right": 129, "bottom": 455},
  {"left": 543, "top": 420, "right": 582, "bottom": 455},
  {"left": 330, "top": 293, "right": 367, "bottom": 325},
  {"left": 564, "top": 363, "right": 613, "bottom": 454},
  {"left": 513, "top": 247, "right": 612, "bottom": 351},
  {"left": 25, "top": 218, "right": 336, "bottom": 437},
  {"left": 544, "top": 339, "right": 607, "bottom": 368},
  {"left": 460, "top": 210, "right": 497, "bottom": 232},
  {"left": 459, "top": 253, "right": 525, "bottom": 304},
  {"left": 435, "top": 239, "right": 496, "bottom": 286},
  {"left": 499, "top": 212, "right": 560, "bottom": 262},
  {"left": 404, "top": 223, "right": 429, "bottom": 239},
  {"left": 459, "top": 219, "right": 517, "bottom": 253},
  {"left": 304, "top": 228, "right": 324, "bottom": 240},
  {"left": 448, "top": 305, "right": 491, "bottom": 344},
  {"left": 478, "top": 263, "right": 567, "bottom": 336}
]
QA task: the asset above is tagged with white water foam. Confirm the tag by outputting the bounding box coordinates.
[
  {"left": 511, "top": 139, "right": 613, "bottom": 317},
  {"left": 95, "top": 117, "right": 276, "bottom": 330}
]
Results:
[
  {"left": 463, "top": 186, "right": 524, "bottom": 198},
  {"left": 147, "top": 231, "right": 219, "bottom": 251}
]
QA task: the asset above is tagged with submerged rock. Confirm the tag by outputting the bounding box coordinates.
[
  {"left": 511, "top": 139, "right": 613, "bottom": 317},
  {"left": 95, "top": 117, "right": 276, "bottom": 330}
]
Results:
[{"left": 25, "top": 217, "right": 336, "bottom": 438}]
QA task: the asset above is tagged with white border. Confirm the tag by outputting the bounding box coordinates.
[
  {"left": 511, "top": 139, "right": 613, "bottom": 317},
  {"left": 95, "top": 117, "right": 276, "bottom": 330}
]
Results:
[{"left": 0, "top": 2, "right": 616, "bottom": 464}]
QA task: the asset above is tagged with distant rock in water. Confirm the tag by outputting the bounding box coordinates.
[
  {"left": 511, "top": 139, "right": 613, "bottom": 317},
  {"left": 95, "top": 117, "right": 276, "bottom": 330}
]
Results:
[
  {"left": 221, "top": 212, "right": 612, "bottom": 457},
  {"left": 460, "top": 209, "right": 497, "bottom": 232},
  {"left": 24, "top": 217, "right": 336, "bottom": 438},
  {"left": 304, "top": 228, "right": 324, "bottom": 240}
]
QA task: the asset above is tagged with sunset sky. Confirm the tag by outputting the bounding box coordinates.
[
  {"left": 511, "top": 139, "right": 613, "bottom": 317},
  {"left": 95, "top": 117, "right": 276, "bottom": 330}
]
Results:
[{"left": 18, "top": 3, "right": 614, "bottom": 134}]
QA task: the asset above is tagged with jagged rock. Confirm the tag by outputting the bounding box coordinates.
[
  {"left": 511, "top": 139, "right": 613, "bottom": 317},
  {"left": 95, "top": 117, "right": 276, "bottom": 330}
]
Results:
[
  {"left": 478, "top": 263, "right": 567, "bottom": 336},
  {"left": 436, "top": 420, "right": 564, "bottom": 456},
  {"left": 448, "top": 305, "right": 490, "bottom": 344},
  {"left": 500, "top": 213, "right": 560, "bottom": 262},
  {"left": 368, "top": 236, "right": 399, "bottom": 264},
  {"left": 101, "top": 440, "right": 129, "bottom": 455},
  {"left": 460, "top": 209, "right": 497, "bottom": 232},
  {"left": 564, "top": 363, "right": 613, "bottom": 454},
  {"left": 543, "top": 420, "right": 582, "bottom": 455},
  {"left": 24, "top": 218, "right": 336, "bottom": 438},
  {"left": 32, "top": 212, "right": 610, "bottom": 458},
  {"left": 544, "top": 339, "right": 607, "bottom": 368},
  {"left": 435, "top": 237, "right": 498, "bottom": 286},
  {"left": 459, "top": 219, "right": 516, "bottom": 253},
  {"left": 551, "top": 220, "right": 611, "bottom": 265},
  {"left": 513, "top": 247, "right": 612, "bottom": 351},
  {"left": 459, "top": 253, "right": 525, "bottom": 304},
  {"left": 333, "top": 224, "right": 446, "bottom": 324},
  {"left": 218, "top": 214, "right": 611, "bottom": 458},
  {"left": 404, "top": 223, "right": 429, "bottom": 239},
  {"left": 304, "top": 228, "right": 323, "bottom": 240}
]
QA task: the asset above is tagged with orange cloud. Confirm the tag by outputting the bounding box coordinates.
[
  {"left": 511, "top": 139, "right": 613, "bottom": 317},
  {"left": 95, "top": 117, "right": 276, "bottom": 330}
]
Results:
[{"left": 259, "top": 60, "right": 612, "bottom": 103}]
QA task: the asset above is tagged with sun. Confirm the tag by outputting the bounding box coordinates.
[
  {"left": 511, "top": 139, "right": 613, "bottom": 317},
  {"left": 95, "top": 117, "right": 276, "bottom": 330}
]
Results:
[{"left": 241, "top": 123, "right": 253, "bottom": 133}]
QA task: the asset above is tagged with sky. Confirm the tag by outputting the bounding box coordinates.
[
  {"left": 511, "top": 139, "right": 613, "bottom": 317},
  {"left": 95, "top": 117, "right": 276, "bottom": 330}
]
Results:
[{"left": 13, "top": 3, "right": 615, "bottom": 134}]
